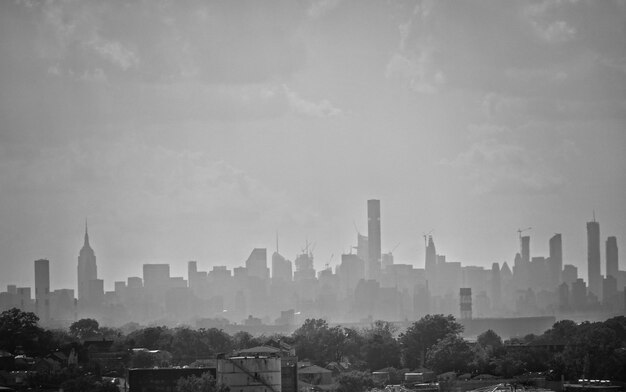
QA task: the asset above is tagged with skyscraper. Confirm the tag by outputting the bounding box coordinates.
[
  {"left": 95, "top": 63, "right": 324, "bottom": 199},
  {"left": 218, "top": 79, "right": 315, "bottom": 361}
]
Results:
[
  {"left": 271, "top": 251, "right": 292, "bottom": 282},
  {"left": 490, "top": 262, "right": 501, "bottom": 309},
  {"left": 77, "top": 221, "right": 97, "bottom": 302},
  {"left": 34, "top": 259, "right": 50, "bottom": 322},
  {"left": 367, "top": 199, "right": 381, "bottom": 280},
  {"left": 606, "top": 236, "right": 618, "bottom": 280},
  {"left": 246, "top": 248, "right": 269, "bottom": 279},
  {"left": 425, "top": 235, "right": 437, "bottom": 287},
  {"left": 521, "top": 236, "right": 530, "bottom": 264},
  {"left": 587, "top": 219, "right": 602, "bottom": 299},
  {"left": 549, "top": 234, "right": 562, "bottom": 287}
]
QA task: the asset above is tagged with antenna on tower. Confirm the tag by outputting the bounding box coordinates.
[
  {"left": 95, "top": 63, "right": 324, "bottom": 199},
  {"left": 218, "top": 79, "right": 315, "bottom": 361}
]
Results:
[
  {"left": 593, "top": 210, "right": 596, "bottom": 222},
  {"left": 276, "top": 230, "right": 279, "bottom": 254}
]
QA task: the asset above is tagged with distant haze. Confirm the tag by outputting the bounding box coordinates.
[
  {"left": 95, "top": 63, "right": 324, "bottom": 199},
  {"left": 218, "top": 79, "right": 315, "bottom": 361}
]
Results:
[{"left": 0, "top": 0, "right": 625, "bottom": 291}]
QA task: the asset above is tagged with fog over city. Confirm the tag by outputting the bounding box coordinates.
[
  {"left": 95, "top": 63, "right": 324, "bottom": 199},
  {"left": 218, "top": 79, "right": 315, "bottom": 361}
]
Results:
[{"left": 1, "top": 0, "right": 626, "bottom": 323}]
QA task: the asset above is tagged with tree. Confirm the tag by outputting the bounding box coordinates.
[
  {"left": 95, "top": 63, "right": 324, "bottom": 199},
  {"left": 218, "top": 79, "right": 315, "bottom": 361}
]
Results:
[
  {"left": 361, "top": 321, "right": 401, "bottom": 370},
  {"left": 399, "top": 314, "right": 463, "bottom": 369},
  {"left": 0, "top": 308, "right": 44, "bottom": 353},
  {"left": 335, "top": 370, "right": 379, "bottom": 392},
  {"left": 232, "top": 331, "right": 257, "bottom": 350},
  {"left": 176, "top": 372, "right": 228, "bottom": 392},
  {"left": 293, "top": 318, "right": 335, "bottom": 365},
  {"left": 126, "top": 326, "right": 172, "bottom": 351},
  {"left": 477, "top": 329, "right": 503, "bottom": 350},
  {"left": 60, "top": 375, "right": 119, "bottom": 392},
  {"left": 131, "top": 350, "right": 156, "bottom": 368},
  {"left": 425, "top": 334, "right": 472, "bottom": 374},
  {"left": 70, "top": 318, "right": 100, "bottom": 340},
  {"left": 171, "top": 327, "right": 209, "bottom": 364}
]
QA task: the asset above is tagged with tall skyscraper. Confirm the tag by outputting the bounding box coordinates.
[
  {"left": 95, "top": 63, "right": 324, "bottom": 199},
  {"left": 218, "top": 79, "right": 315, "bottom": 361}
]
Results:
[
  {"left": 587, "top": 219, "right": 602, "bottom": 299},
  {"left": 367, "top": 199, "right": 381, "bottom": 280},
  {"left": 549, "top": 234, "right": 563, "bottom": 287},
  {"left": 77, "top": 222, "right": 97, "bottom": 302},
  {"left": 606, "top": 236, "right": 618, "bottom": 280},
  {"left": 425, "top": 236, "right": 437, "bottom": 270},
  {"left": 490, "top": 262, "right": 501, "bottom": 309},
  {"left": 34, "top": 259, "right": 50, "bottom": 322},
  {"left": 271, "top": 251, "right": 292, "bottom": 281},
  {"left": 246, "top": 248, "right": 269, "bottom": 279},
  {"left": 521, "top": 236, "right": 530, "bottom": 264}
]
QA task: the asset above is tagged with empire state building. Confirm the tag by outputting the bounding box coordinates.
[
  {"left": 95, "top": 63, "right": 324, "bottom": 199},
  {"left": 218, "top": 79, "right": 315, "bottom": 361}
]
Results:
[{"left": 77, "top": 221, "right": 97, "bottom": 302}]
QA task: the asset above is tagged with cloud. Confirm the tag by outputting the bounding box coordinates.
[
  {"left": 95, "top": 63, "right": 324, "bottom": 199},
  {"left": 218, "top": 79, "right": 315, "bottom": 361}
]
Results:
[
  {"left": 307, "top": 0, "right": 343, "bottom": 19},
  {"left": 0, "top": 136, "right": 316, "bottom": 227},
  {"left": 89, "top": 38, "right": 139, "bottom": 70},
  {"left": 25, "top": 0, "right": 307, "bottom": 84},
  {"left": 385, "top": 0, "right": 445, "bottom": 94},
  {"left": 385, "top": 51, "right": 446, "bottom": 94},
  {"left": 443, "top": 137, "right": 564, "bottom": 195},
  {"left": 282, "top": 85, "right": 342, "bottom": 117}
]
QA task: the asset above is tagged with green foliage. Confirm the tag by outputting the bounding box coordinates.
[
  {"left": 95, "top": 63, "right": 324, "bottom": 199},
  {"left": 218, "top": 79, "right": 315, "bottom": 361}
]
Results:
[
  {"left": 361, "top": 321, "right": 401, "bottom": 370},
  {"left": 131, "top": 350, "right": 156, "bottom": 368},
  {"left": 477, "top": 329, "right": 503, "bottom": 350},
  {"left": 399, "top": 314, "right": 463, "bottom": 369},
  {"left": 70, "top": 318, "right": 100, "bottom": 340},
  {"left": 59, "top": 375, "right": 119, "bottom": 392},
  {"left": 335, "top": 370, "right": 379, "bottom": 392},
  {"left": 425, "top": 334, "right": 472, "bottom": 374},
  {"left": 126, "top": 325, "right": 173, "bottom": 350},
  {"left": 176, "top": 372, "right": 229, "bottom": 392},
  {"left": 232, "top": 331, "right": 258, "bottom": 350},
  {"left": 0, "top": 307, "right": 45, "bottom": 354}
]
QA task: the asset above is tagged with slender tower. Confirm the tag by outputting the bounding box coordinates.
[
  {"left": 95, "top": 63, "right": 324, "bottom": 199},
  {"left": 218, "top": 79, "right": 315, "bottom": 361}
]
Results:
[
  {"left": 367, "top": 199, "right": 381, "bottom": 280},
  {"left": 77, "top": 220, "right": 97, "bottom": 302},
  {"left": 606, "top": 236, "right": 618, "bottom": 280},
  {"left": 549, "top": 234, "right": 563, "bottom": 287},
  {"left": 587, "top": 216, "right": 601, "bottom": 300},
  {"left": 34, "top": 259, "right": 50, "bottom": 322}
]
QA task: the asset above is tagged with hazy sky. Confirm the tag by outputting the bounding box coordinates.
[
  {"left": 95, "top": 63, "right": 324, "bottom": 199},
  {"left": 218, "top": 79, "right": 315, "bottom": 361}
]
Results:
[{"left": 1, "top": 0, "right": 625, "bottom": 292}]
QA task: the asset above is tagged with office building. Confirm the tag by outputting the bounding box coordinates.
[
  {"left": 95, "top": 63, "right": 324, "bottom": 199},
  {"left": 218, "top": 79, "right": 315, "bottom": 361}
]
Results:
[
  {"left": 562, "top": 264, "right": 578, "bottom": 285},
  {"left": 606, "top": 236, "right": 618, "bottom": 280},
  {"left": 143, "top": 264, "right": 171, "bottom": 289},
  {"left": 246, "top": 248, "right": 269, "bottom": 280},
  {"left": 521, "top": 236, "right": 530, "bottom": 264},
  {"left": 271, "top": 252, "right": 292, "bottom": 282},
  {"left": 367, "top": 199, "right": 381, "bottom": 280},
  {"left": 34, "top": 259, "right": 50, "bottom": 322},
  {"left": 77, "top": 222, "right": 97, "bottom": 302},
  {"left": 549, "top": 234, "right": 562, "bottom": 287},
  {"left": 587, "top": 219, "right": 602, "bottom": 299},
  {"left": 460, "top": 288, "right": 472, "bottom": 320}
]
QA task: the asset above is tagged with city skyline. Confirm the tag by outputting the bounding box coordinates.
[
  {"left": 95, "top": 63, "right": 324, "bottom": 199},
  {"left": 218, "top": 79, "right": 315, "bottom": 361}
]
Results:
[
  {"left": 1, "top": 1, "right": 625, "bottom": 293},
  {"left": 0, "top": 202, "right": 622, "bottom": 296}
]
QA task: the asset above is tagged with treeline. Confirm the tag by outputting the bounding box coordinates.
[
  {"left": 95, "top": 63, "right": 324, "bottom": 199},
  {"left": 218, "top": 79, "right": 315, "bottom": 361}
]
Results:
[{"left": 1, "top": 308, "right": 626, "bottom": 382}]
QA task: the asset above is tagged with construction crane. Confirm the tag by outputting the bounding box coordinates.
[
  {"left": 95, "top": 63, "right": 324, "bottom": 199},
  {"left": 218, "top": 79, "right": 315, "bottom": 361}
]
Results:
[
  {"left": 388, "top": 242, "right": 401, "bottom": 255},
  {"left": 353, "top": 220, "right": 361, "bottom": 235}
]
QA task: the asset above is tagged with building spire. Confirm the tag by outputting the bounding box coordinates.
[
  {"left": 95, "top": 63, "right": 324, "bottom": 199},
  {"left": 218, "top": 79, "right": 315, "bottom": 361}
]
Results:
[{"left": 84, "top": 218, "right": 90, "bottom": 247}]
